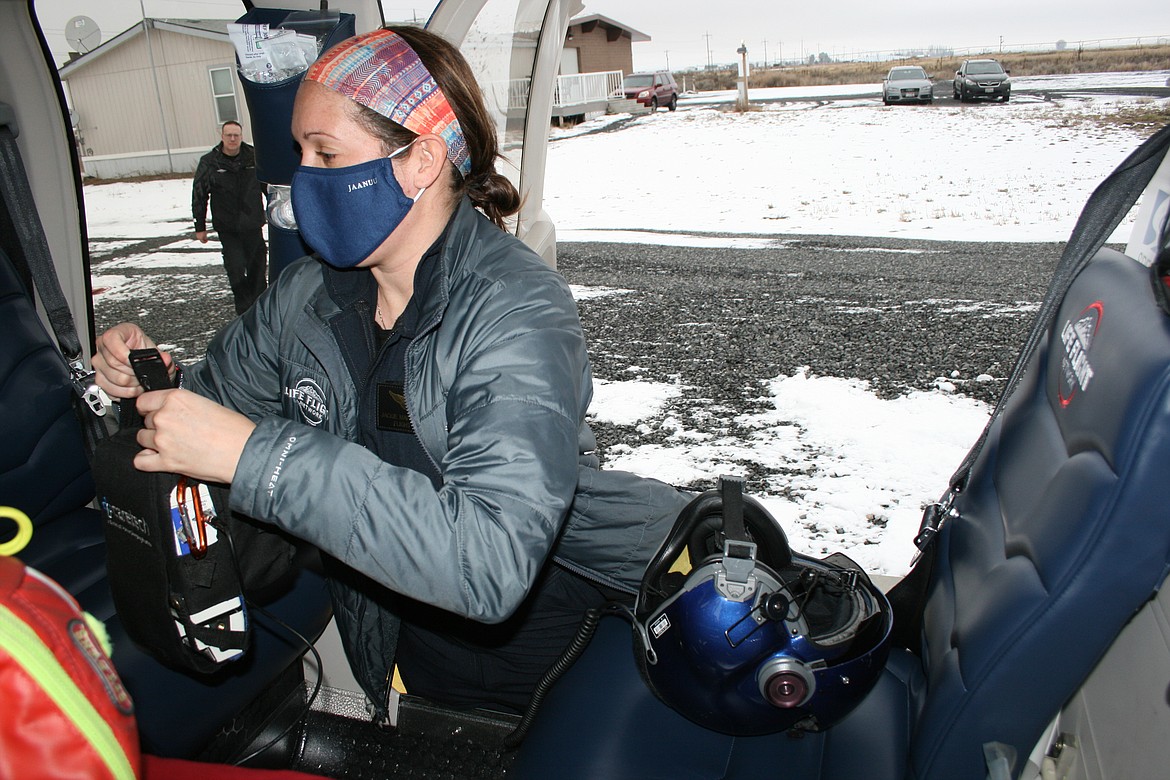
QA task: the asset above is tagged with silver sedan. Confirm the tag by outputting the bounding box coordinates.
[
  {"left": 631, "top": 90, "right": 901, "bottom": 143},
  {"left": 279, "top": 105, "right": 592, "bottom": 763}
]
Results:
[{"left": 882, "top": 66, "right": 934, "bottom": 105}]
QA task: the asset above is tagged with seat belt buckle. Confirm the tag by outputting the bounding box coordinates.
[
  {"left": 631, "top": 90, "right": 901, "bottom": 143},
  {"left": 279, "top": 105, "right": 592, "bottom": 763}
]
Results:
[
  {"left": 69, "top": 359, "right": 111, "bottom": 417},
  {"left": 911, "top": 495, "right": 957, "bottom": 565},
  {"left": 912, "top": 505, "right": 940, "bottom": 551}
]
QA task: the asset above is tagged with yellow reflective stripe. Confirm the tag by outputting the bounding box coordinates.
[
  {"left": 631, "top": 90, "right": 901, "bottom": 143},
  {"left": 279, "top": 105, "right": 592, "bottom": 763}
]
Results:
[{"left": 0, "top": 603, "right": 136, "bottom": 780}]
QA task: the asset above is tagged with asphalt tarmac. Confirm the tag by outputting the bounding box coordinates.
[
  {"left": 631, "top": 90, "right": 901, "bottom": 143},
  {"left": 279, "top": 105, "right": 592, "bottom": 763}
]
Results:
[
  {"left": 558, "top": 236, "right": 1060, "bottom": 466},
  {"left": 91, "top": 234, "right": 1064, "bottom": 472}
]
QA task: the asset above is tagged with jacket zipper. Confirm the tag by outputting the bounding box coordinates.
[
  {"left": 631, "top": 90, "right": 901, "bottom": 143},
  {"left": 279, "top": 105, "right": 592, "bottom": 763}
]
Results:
[
  {"left": 403, "top": 350, "right": 443, "bottom": 477},
  {"left": 361, "top": 301, "right": 444, "bottom": 477},
  {"left": 553, "top": 555, "right": 636, "bottom": 595},
  {"left": 0, "top": 602, "right": 136, "bottom": 779}
]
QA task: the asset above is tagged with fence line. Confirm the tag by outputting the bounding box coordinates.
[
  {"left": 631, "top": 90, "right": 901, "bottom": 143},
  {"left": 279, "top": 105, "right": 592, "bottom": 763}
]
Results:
[
  {"left": 694, "top": 34, "right": 1170, "bottom": 70},
  {"left": 506, "top": 70, "right": 624, "bottom": 111}
]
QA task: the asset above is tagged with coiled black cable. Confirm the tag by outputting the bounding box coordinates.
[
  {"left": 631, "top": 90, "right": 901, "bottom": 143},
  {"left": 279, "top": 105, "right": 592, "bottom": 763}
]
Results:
[{"left": 504, "top": 601, "right": 629, "bottom": 749}]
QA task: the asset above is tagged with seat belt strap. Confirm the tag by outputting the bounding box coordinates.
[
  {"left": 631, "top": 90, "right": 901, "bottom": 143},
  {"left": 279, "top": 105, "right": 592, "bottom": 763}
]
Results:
[
  {"left": 0, "top": 121, "right": 82, "bottom": 361},
  {"left": 0, "top": 110, "right": 110, "bottom": 450}
]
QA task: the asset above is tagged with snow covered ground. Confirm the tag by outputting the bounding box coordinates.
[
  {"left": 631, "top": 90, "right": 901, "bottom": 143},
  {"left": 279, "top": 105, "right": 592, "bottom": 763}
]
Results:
[
  {"left": 547, "top": 70, "right": 1169, "bottom": 244},
  {"left": 84, "top": 71, "right": 1170, "bottom": 576}
]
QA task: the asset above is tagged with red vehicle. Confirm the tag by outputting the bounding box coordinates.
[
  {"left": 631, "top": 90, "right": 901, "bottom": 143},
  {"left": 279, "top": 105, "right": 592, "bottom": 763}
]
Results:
[{"left": 622, "top": 70, "right": 679, "bottom": 111}]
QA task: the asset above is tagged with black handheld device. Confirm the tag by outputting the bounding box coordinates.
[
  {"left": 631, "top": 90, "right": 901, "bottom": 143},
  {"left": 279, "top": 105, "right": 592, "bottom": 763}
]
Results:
[{"left": 128, "top": 348, "right": 172, "bottom": 391}]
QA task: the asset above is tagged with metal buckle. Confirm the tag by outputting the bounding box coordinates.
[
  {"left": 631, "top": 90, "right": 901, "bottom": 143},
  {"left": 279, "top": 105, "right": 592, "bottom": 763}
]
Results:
[
  {"left": 68, "top": 359, "right": 110, "bottom": 417},
  {"left": 911, "top": 491, "right": 959, "bottom": 565}
]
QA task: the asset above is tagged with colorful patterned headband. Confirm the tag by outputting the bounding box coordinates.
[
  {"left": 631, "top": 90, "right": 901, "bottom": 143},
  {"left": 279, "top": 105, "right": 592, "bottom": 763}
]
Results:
[{"left": 306, "top": 29, "right": 471, "bottom": 178}]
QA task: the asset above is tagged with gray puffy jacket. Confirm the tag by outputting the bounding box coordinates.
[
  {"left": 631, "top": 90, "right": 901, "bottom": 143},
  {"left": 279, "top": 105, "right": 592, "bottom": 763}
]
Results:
[{"left": 186, "top": 199, "right": 689, "bottom": 707}]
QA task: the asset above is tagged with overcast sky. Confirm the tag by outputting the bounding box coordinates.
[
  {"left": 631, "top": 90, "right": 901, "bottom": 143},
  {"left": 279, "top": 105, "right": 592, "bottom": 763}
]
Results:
[
  {"left": 577, "top": 0, "right": 1169, "bottom": 71},
  {"left": 38, "top": 0, "right": 1169, "bottom": 71}
]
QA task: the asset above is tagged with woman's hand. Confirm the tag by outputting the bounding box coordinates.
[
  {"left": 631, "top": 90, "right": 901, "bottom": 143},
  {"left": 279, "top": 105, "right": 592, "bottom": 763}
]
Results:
[
  {"left": 92, "top": 323, "right": 171, "bottom": 399},
  {"left": 134, "top": 389, "right": 256, "bottom": 485}
]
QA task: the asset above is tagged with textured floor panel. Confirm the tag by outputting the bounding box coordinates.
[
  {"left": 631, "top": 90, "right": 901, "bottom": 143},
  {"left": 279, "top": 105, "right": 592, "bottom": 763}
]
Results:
[{"left": 292, "top": 704, "right": 520, "bottom": 779}]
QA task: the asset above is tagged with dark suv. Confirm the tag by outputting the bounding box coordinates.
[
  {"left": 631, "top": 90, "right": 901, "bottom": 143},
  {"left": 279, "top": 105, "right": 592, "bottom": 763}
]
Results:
[
  {"left": 953, "top": 59, "right": 1011, "bottom": 102},
  {"left": 622, "top": 70, "right": 679, "bottom": 111}
]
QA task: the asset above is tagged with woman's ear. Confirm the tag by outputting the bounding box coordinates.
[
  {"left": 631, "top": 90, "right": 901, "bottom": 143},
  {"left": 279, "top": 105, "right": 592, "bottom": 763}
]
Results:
[{"left": 409, "top": 133, "right": 450, "bottom": 193}]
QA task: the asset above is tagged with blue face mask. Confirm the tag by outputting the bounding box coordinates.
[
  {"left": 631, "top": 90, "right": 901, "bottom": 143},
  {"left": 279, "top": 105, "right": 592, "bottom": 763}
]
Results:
[{"left": 290, "top": 143, "right": 423, "bottom": 269}]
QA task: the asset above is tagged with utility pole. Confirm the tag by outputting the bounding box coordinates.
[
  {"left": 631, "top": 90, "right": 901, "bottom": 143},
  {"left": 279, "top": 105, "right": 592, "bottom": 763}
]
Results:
[
  {"left": 763, "top": 39, "right": 768, "bottom": 68},
  {"left": 736, "top": 42, "right": 749, "bottom": 111},
  {"left": 139, "top": 2, "right": 174, "bottom": 173}
]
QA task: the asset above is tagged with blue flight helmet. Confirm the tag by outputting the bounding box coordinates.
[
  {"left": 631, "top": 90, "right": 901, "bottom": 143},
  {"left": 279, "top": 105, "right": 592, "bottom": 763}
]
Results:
[{"left": 634, "top": 476, "right": 893, "bottom": 735}]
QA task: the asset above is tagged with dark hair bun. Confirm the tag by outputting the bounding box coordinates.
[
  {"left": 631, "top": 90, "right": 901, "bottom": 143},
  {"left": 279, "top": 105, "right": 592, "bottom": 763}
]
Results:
[{"left": 467, "top": 170, "right": 521, "bottom": 228}]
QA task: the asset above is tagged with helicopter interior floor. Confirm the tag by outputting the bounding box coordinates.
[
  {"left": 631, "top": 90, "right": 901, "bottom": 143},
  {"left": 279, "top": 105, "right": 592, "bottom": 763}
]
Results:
[
  {"left": 217, "top": 676, "right": 521, "bottom": 779},
  {"left": 293, "top": 699, "right": 518, "bottom": 779}
]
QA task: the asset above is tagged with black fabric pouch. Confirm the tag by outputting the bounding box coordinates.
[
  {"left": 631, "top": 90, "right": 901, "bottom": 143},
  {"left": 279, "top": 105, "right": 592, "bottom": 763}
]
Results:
[{"left": 92, "top": 407, "right": 298, "bottom": 675}]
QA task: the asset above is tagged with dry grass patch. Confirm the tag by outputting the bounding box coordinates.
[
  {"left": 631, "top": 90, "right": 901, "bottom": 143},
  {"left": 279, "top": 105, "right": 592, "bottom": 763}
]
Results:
[
  {"left": 686, "top": 44, "right": 1170, "bottom": 91},
  {"left": 1092, "top": 101, "right": 1170, "bottom": 129}
]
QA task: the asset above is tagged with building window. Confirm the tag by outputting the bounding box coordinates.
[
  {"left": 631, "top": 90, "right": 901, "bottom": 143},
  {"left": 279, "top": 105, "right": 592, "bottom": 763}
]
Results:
[{"left": 209, "top": 67, "right": 239, "bottom": 124}]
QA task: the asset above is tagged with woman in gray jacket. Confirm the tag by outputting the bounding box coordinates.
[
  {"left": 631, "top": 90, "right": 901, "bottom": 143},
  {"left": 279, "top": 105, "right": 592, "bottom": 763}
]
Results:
[{"left": 92, "top": 26, "right": 688, "bottom": 720}]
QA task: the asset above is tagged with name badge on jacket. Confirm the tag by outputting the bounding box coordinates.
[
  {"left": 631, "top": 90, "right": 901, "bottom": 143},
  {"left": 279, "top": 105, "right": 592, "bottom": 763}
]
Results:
[{"left": 377, "top": 382, "right": 413, "bottom": 433}]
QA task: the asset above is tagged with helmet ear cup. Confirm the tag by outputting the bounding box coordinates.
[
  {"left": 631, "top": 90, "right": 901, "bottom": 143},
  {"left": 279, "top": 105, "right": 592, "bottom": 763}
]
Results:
[{"left": 758, "top": 657, "right": 816, "bottom": 708}]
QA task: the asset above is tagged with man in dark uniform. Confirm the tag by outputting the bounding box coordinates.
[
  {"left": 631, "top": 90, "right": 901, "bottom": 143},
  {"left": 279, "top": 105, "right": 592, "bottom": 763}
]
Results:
[{"left": 192, "top": 121, "right": 267, "bottom": 315}]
